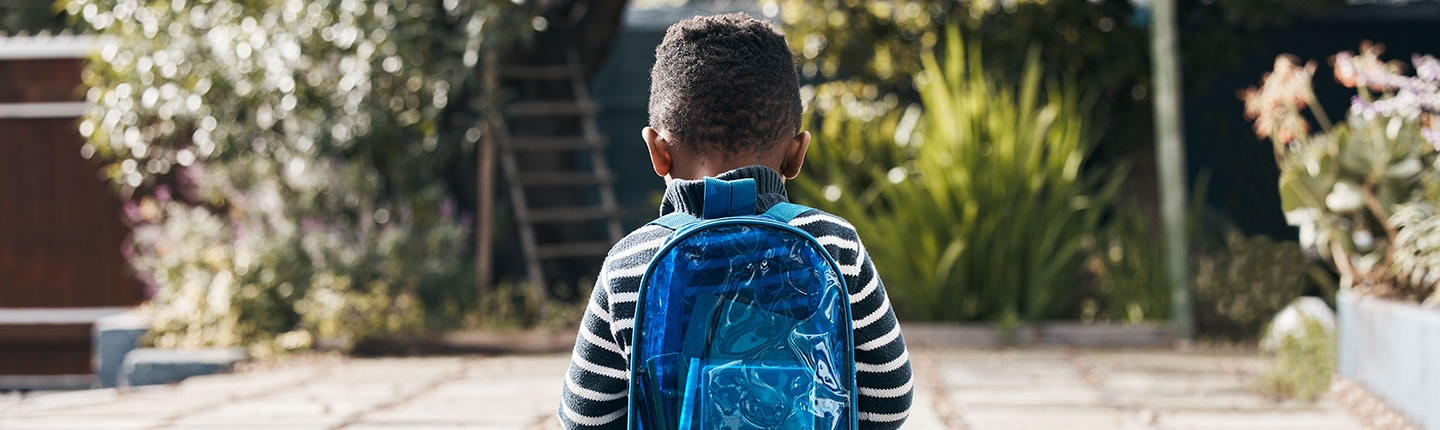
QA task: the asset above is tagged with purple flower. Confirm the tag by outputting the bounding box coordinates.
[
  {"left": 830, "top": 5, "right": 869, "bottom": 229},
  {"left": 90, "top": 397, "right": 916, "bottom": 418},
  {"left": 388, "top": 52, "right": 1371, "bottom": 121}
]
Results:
[
  {"left": 1336, "top": 44, "right": 1439, "bottom": 94},
  {"left": 301, "top": 217, "right": 323, "bottom": 233},
  {"left": 1424, "top": 123, "right": 1440, "bottom": 150},
  {"left": 1414, "top": 54, "right": 1440, "bottom": 83},
  {"left": 439, "top": 199, "right": 454, "bottom": 219},
  {"left": 122, "top": 201, "right": 142, "bottom": 224}
]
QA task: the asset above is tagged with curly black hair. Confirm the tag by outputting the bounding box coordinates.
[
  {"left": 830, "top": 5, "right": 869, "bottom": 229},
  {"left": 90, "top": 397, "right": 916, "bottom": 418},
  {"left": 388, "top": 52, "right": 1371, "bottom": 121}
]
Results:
[{"left": 648, "top": 13, "right": 802, "bottom": 157}]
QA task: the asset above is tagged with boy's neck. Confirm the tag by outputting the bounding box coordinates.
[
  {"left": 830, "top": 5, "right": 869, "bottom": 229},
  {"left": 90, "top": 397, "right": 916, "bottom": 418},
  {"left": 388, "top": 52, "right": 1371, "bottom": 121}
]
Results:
[
  {"left": 664, "top": 146, "right": 788, "bottom": 183},
  {"left": 658, "top": 165, "right": 790, "bottom": 217},
  {"left": 668, "top": 160, "right": 785, "bottom": 183}
]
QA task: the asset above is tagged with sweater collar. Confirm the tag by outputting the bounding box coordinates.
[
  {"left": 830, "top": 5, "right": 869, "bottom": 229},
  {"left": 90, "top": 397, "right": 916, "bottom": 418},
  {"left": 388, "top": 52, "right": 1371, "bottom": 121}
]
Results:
[{"left": 659, "top": 165, "right": 790, "bottom": 217}]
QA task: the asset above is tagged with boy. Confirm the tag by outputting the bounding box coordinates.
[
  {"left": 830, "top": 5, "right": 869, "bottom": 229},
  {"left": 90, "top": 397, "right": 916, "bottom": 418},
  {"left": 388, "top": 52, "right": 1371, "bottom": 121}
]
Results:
[{"left": 560, "top": 13, "right": 912, "bottom": 430}]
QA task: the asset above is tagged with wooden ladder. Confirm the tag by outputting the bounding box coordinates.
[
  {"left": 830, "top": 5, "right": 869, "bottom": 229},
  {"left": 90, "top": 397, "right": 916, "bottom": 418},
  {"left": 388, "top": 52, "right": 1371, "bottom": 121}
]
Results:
[{"left": 491, "top": 53, "right": 624, "bottom": 291}]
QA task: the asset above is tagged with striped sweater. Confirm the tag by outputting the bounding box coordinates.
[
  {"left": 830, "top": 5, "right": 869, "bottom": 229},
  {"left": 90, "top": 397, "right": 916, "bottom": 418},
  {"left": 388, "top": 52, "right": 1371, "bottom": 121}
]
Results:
[{"left": 559, "top": 165, "right": 913, "bottom": 429}]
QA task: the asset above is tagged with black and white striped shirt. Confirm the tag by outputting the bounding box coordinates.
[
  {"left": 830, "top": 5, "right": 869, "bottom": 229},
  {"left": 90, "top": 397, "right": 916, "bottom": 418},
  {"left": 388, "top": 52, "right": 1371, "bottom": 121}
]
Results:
[{"left": 560, "top": 166, "right": 913, "bottom": 429}]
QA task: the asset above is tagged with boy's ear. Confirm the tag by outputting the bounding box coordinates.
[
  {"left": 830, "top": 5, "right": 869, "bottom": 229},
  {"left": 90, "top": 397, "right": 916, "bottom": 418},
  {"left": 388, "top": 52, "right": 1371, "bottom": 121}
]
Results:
[
  {"left": 643, "top": 126, "right": 672, "bottom": 178},
  {"left": 779, "top": 131, "right": 810, "bottom": 180}
]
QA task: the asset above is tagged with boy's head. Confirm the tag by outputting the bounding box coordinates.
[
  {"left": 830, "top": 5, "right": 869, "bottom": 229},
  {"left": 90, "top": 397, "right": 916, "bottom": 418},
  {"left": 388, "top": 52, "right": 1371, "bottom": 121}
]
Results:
[{"left": 643, "top": 13, "right": 810, "bottom": 182}]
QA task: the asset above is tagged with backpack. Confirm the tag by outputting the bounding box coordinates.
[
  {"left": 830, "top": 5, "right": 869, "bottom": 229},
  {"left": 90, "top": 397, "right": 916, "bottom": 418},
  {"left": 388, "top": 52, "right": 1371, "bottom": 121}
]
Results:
[{"left": 627, "top": 177, "right": 858, "bottom": 430}]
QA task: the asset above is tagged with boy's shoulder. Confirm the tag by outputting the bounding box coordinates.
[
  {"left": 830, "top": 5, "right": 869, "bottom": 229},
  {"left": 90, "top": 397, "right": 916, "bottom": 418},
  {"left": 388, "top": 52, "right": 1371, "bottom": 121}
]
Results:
[
  {"left": 601, "top": 222, "right": 675, "bottom": 269},
  {"left": 781, "top": 206, "right": 860, "bottom": 236},
  {"left": 602, "top": 205, "right": 863, "bottom": 266}
]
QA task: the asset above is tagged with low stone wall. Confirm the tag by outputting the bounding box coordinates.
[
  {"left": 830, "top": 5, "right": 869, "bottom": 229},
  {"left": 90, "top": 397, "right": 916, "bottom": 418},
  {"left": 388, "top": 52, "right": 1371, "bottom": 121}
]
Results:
[
  {"left": 119, "top": 348, "right": 247, "bottom": 388},
  {"left": 1337, "top": 289, "right": 1440, "bottom": 430}
]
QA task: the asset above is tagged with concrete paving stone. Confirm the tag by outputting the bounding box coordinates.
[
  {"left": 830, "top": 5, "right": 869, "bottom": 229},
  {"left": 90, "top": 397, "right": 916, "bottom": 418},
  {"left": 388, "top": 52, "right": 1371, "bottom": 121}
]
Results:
[
  {"left": 367, "top": 382, "right": 561, "bottom": 424},
  {"left": 168, "top": 416, "right": 345, "bottom": 428},
  {"left": 938, "top": 359, "right": 1077, "bottom": 373},
  {"left": 341, "top": 424, "right": 477, "bottom": 429},
  {"left": 959, "top": 405, "right": 1136, "bottom": 430},
  {"left": 1100, "top": 370, "right": 1255, "bottom": 396},
  {"left": 939, "top": 369, "right": 1090, "bottom": 390},
  {"left": 169, "top": 366, "right": 321, "bottom": 396},
  {"left": 948, "top": 385, "right": 1108, "bottom": 407},
  {"left": 441, "top": 374, "right": 559, "bottom": 390},
  {"left": 467, "top": 355, "right": 570, "bottom": 378},
  {"left": 0, "top": 347, "right": 1372, "bottom": 430},
  {"left": 0, "top": 416, "right": 156, "bottom": 430},
  {"left": 163, "top": 398, "right": 357, "bottom": 427},
  {"left": 1125, "top": 392, "right": 1328, "bottom": 412},
  {"left": 344, "top": 424, "right": 542, "bottom": 430},
  {"left": 359, "top": 417, "right": 546, "bottom": 427},
  {"left": 14, "top": 396, "right": 213, "bottom": 418},
  {"left": 903, "top": 378, "right": 950, "bottom": 430},
  {"left": 155, "top": 426, "right": 334, "bottom": 430},
  {"left": 1155, "top": 409, "right": 1366, "bottom": 430},
  {"left": 289, "top": 375, "right": 459, "bottom": 400},
  {"left": 281, "top": 384, "right": 417, "bottom": 402},
  {"left": 0, "top": 392, "right": 21, "bottom": 412},
  {"left": 333, "top": 357, "right": 467, "bottom": 376},
  {"left": 935, "top": 358, "right": 1087, "bottom": 388},
  {"left": 5, "top": 388, "right": 121, "bottom": 413},
  {"left": 1078, "top": 351, "right": 1267, "bottom": 375}
]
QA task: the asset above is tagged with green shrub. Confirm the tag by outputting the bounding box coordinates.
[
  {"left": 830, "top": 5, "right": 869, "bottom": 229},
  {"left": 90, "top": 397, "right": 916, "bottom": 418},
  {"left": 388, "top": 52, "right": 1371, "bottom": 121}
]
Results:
[
  {"left": 72, "top": 0, "right": 530, "bottom": 355},
  {"left": 1261, "top": 316, "right": 1336, "bottom": 400},
  {"left": 1082, "top": 206, "right": 1172, "bottom": 323},
  {"left": 469, "top": 281, "right": 587, "bottom": 330},
  {"left": 1193, "top": 231, "right": 1310, "bottom": 340},
  {"left": 792, "top": 28, "right": 1121, "bottom": 321}
]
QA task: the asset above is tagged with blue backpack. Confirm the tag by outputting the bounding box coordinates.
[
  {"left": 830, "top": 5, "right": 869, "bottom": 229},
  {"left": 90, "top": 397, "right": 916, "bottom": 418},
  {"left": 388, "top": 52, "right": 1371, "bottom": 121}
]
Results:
[{"left": 627, "top": 177, "right": 857, "bottom": 430}]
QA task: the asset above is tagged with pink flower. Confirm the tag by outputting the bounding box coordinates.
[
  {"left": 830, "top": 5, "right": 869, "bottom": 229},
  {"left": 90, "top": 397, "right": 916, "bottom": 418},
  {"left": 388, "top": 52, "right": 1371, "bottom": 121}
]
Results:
[{"left": 1242, "top": 55, "right": 1317, "bottom": 144}]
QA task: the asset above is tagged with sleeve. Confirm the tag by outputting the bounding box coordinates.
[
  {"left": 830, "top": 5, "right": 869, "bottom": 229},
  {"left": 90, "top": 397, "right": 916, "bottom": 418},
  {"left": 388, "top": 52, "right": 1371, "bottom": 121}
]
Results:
[
  {"left": 558, "top": 264, "right": 630, "bottom": 430},
  {"left": 848, "top": 237, "right": 914, "bottom": 430}
]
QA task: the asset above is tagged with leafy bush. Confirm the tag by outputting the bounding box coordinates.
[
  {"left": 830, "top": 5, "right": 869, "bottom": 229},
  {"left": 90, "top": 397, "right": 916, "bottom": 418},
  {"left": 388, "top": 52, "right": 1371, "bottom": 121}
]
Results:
[
  {"left": 1193, "top": 231, "right": 1311, "bottom": 340},
  {"left": 1261, "top": 316, "right": 1337, "bottom": 400},
  {"left": 1243, "top": 46, "right": 1440, "bottom": 303},
  {"left": 469, "top": 281, "right": 587, "bottom": 330},
  {"left": 1082, "top": 206, "right": 1172, "bottom": 324},
  {"left": 72, "top": 0, "right": 531, "bottom": 354},
  {"left": 792, "top": 28, "right": 1121, "bottom": 322},
  {"left": 767, "top": 0, "right": 1339, "bottom": 158}
]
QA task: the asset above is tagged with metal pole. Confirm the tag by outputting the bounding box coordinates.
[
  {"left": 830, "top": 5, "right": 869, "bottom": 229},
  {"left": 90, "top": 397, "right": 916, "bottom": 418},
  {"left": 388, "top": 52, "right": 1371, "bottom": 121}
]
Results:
[
  {"left": 477, "top": 51, "right": 498, "bottom": 300},
  {"left": 1148, "top": 0, "right": 1194, "bottom": 342}
]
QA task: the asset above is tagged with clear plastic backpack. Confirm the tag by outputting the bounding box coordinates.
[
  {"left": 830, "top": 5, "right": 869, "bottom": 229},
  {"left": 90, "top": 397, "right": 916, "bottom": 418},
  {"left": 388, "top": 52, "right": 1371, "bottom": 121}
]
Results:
[{"left": 628, "top": 177, "right": 857, "bottom": 430}]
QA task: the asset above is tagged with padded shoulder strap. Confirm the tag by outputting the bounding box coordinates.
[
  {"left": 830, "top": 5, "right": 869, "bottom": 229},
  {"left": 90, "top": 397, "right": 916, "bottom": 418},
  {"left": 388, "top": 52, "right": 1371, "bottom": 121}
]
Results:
[
  {"left": 763, "top": 202, "right": 814, "bottom": 223},
  {"left": 649, "top": 212, "right": 698, "bottom": 231},
  {"left": 702, "top": 177, "right": 757, "bottom": 219}
]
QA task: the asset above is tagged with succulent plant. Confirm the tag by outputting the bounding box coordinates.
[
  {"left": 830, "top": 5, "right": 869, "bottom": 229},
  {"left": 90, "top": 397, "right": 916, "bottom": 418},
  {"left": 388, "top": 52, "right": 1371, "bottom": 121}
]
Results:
[{"left": 1244, "top": 44, "right": 1440, "bottom": 303}]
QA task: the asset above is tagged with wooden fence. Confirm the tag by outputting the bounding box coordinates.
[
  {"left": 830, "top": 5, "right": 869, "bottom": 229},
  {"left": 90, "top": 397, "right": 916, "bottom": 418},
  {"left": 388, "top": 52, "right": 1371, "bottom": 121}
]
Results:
[{"left": 0, "top": 34, "right": 143, "bottom": 383}]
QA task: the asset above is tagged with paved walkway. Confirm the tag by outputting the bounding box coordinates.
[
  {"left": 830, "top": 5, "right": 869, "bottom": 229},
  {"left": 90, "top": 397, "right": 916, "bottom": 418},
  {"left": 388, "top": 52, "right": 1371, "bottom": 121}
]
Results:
[{"left": 0, "top": 347, "right": 1367, "bottom": 430}]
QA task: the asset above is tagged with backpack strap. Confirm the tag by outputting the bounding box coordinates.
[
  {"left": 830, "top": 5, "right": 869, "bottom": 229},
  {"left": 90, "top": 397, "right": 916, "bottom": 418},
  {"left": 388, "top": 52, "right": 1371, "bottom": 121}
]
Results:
[
  {"left": 650, "top": 212, "right": 698, "bottom": 231},
  {"left": 649, "top": 177, "right": 786, "bottom": 230},
  {"left": 702, "top": 177, "right": 757, "bottom": 219},
  {"left": 763, "top": 202, "right": 814, "bottom": 223}
]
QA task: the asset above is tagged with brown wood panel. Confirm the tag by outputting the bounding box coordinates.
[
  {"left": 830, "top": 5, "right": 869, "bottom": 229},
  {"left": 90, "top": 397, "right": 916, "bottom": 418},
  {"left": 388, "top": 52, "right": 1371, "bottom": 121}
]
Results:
[
  {"left": 0, "top": 324, "right": 92, "bottom": 375},
  {"left": 0, "top": 53, "right": 138, "bottom": 377},
  {"left": 0, "top": 58, "right": 84, "bottom": 103},
  {"left": 0, "top": 117, "right": 143, "bottom": 308}
]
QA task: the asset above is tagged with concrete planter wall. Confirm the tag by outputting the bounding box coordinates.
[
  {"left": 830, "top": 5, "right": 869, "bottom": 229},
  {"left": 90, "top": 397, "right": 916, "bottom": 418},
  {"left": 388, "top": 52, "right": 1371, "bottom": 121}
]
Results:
[{"left": 1337, "top": 289, "right": 1440, "bottom": 430}]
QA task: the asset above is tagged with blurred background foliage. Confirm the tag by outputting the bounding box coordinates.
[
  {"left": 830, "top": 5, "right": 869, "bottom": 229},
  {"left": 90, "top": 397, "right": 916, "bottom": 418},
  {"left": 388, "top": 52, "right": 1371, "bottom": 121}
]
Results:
[
  {"left": 784, "top": 0, "right": 1339, "bottom": 335},
  {"left": 793, "top": 29, "right": 1124, "bottom": 322},
  {"left": 68, "top": 0, "right": 536, "bottom": 354},
  {"left": 0, "top": 0, "right": 1354, "bottom": 345},
  {"left": 768, "top": 0, "right": 1342, "bottom": 160},
  {"left": 1192, "top": 230, "right": 1316, "bottom": 341}
]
